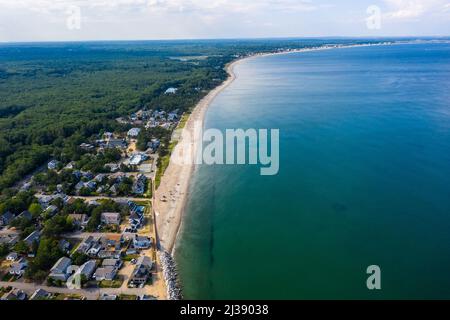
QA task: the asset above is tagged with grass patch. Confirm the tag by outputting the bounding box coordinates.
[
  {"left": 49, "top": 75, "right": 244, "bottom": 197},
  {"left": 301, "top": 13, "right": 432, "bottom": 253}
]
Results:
[
  {"left": 99, "top": 278, "right": 124, "bottom": 289},
  {"left": 177, "top": 113, "right": 190, "bottom": 130},
  {"left": 1, "top": 272, "right": 15, "bottom": 282},
  {"left": 122, "top": 254, "right": 139, "bottom": 262},
  {"left": 118, "top": 294, "right": 137, "bottom": 300}
]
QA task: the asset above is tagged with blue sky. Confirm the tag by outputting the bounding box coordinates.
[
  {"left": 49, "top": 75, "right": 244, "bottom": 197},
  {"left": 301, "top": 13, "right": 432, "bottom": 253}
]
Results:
[{"left": 1, "top": 0, "right": 449, "bottom": 42}]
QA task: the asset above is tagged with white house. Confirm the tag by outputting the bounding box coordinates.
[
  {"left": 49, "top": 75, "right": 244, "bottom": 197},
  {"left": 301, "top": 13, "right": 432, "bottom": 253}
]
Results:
[
  {"left": 48, "top": 160, "right": 60, "bottom": 170},
  {"left": 127, "top": 128, "right": 141, "bottom": 138}
]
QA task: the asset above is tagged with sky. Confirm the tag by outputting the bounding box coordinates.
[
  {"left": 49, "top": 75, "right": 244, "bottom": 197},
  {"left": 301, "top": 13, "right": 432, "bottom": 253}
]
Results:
[{"left": 0, "top": 0, "right": 450, "bottom": 42}]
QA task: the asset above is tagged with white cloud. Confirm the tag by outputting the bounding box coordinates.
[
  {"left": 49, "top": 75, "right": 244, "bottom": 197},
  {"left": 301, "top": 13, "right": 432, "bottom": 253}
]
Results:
[{"left": 383, "top": 0, "right": 450, "bottom": 20}]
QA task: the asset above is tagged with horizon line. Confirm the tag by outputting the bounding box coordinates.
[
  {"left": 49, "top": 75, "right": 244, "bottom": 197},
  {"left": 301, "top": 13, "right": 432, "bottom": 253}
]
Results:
[{"left": 1, "top": 35, "right": 450, "bottom": 45}]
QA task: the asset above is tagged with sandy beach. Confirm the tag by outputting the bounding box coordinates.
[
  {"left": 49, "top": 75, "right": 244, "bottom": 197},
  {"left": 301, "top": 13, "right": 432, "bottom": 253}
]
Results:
[{"left": 154, "top": 58, "right": 241, "bottom": 254}]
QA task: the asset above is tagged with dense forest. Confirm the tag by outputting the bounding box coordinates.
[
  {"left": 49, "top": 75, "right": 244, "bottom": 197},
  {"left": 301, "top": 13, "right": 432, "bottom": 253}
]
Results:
[{"left": 0, "top": 38, "right": 389, "bottom": 193}]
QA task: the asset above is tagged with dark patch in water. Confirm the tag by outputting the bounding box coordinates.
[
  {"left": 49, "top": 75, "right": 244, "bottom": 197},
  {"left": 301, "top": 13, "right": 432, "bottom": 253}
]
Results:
[{"left": 332, "top": 203, "right": 348, "bottom": 213}]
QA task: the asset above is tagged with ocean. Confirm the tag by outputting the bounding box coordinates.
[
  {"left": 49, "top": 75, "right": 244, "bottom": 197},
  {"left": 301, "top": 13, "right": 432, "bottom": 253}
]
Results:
[{"left": 175, "top": 43, "right": 450, "bottom": 299}]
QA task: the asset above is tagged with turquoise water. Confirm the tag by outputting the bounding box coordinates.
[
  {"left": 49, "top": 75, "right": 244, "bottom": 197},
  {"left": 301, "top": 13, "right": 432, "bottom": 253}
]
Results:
[{"left": 175, "top": 43, "right": 450, "bottom": 299}]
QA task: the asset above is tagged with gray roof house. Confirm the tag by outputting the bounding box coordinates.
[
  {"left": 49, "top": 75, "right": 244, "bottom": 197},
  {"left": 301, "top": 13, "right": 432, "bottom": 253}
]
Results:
[
  {"left": 0, "top": 211, "right": 14, "bottom": 227},
  {"left": 133, "top": 235, "right": 152, "bottom": 249},
  {"left": 24, "top": 230, "right": 40, "bottom": 247},
  {"left": 93, "top": 266, "right": 118, "bottom": 281},
  {"left": 1, "top": 288, "right": 27, "bottom": 301},
  {"left": 30, "top": 289, "right": 51, "bottom": 300},
  {"left": 17, "top": 210, "right": 32, "bottom": 221},
  {"left": 101, "top": 212, "right": 121, "bottom": 225},
  {"left": 77, "top": 260, "right": 97, "bottom": 279},
  {"left": 129, "top": 256, "right": 153, "bottom": 287},
  {"left": 49, "top": 257, "right": 72, "bottom": 281},
  {"left": 9, "top": 258, "right": 28, "bottom": 276},
  {"left": 74, "top": 236, "right": 96, "bottom": 254},
  {"left": 102, "top": 258, "right": 123, "bottom": 269}
]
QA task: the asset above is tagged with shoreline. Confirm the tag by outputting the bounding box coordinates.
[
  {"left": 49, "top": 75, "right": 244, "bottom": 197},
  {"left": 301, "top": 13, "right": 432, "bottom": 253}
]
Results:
[{"left": 154, "top": 58, "right": 240, "bottom": 256}]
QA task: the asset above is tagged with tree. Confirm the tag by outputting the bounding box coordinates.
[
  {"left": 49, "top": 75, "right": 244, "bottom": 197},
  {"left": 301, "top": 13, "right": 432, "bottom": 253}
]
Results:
[
  {"left": 43, "top": 215, "right": 74, "bottom": 237},
  {"left": 0, "top": 244, "right": 10, "bottom": 258},
  {"left": 14, "top": 241, "right": 29, "bottom": 255},
  {"left": 28, "top": 203, "right": 43, "bottom": 219},
  {"left": 71, "top": 251, "right": 89, "bottom": 266},
  {"left": 26, "top": 237, "right": 63, "bottom": 280}
]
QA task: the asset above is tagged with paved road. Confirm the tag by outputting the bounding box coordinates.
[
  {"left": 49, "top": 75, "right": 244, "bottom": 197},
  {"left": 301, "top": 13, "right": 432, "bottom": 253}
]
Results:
[
  {"left": 72, "top": 196, "right": 151, "bottom": 203},
  {"left": 0, "top": 281, "right": 151, "bottom": 300}
]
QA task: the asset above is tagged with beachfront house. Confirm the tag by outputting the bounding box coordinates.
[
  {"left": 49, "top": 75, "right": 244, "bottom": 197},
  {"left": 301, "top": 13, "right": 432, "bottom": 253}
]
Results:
[
  {"left": 133, "top": 235, "right": 152, "bottom": 250},
  {"left": 129, "top": 256, "right": 153, "bottom": 287}
]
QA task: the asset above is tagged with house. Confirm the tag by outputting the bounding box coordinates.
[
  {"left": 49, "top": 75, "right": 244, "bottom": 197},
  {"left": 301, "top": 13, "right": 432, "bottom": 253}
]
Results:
[
  {"left": 164, "top": 87, "right": 178, "bottom": 94},
  {"left": 75, "top": 181, "right": 85, "bottom": 192},
  {"left": 74, "top": 236, "right": 96, "bottom": 254},
  {"left": 105, "top": 163, "right": 120, "bottom": 172},
  {"left": 80, "top": 143, "right": 95, "bottom": 151},
  {"left": 69, "top": 214, "right": 89, "bottom": 228},
  {"left": 9, "top": 257, "right": 28, "bottom": 276},
  {"left": 85, "top": 180, "right": 97, "bottom": 190},
  {"left": 129, "top": 153, "right": 148, "bottom": 166},
  {"left": 49, "top": 257, "right": 72, "bottom": 281},
  {"left": 129, "top": 256, "right": 153, "bottom": 287},
  {"left": 127, "top": 128, "right": 141, "bottom": 138},
  {"left": 77, "top": 260, "right": 97, "bottom": 279},
  {"left": 100, "top": 293, "right": 117, "bottom": 301},
  {"left": 81, "top": 171, "right": 94, "bottom": 180},
  {"left": 94, "top": 174, "right": 106, "bottom": 183},
  {"left": 133, "top": 235, "right": 152, "bottom": 249},
  {"left": 58, "top": 239, "right": 71, "bottom": 253},
  {"left": 148, "top": 138, "right": 160, "bottom": 152},
  {"left": 48, "top": 160, "right": 60, "bottom": 170},
  {"left": 45, "top": 205, "right": 58, "bottom": 216},
  {"left": 17, "top": 210, "right": 32, "bottom": 221},
  {"left": 0, "top": 234, "right": 19, "bottom": 246},
  {"left": 106, "top": 139, "right": 127, "bottom": 149},
  {"left": 0, "top": 211, "right": 14, "bottom": 227},
  {"left": 30, "top": 289, "right": 52, "bottom": 300},
  {"left": 129, "top": 211, "right": 143, "bottom": 227},
  {"left": 98, "top": 250, "right": 121, "bottom": 259},
  {"left": 133, "top": 174, "right": 147, "bottom": 193},
  {"left": 102, "top": 258, "right": 123, "bottom": 269},
  {"left": 101, "top": 212, "right": 121, "bottom": 226},
  {"left": 1, "top": 288, "right": 27, "bottom": 301},
  {"left": 87, "top": 243, "right": 103, "bottom": 257},
  {"left": 6, "top": 252, "right": 18, "bottom": 262},
  {"left": 93, "top": 266, "right": 117, "bottom": 281},
  {"left": 24, "top": 230, "right": 40, "bottom": 247}
]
